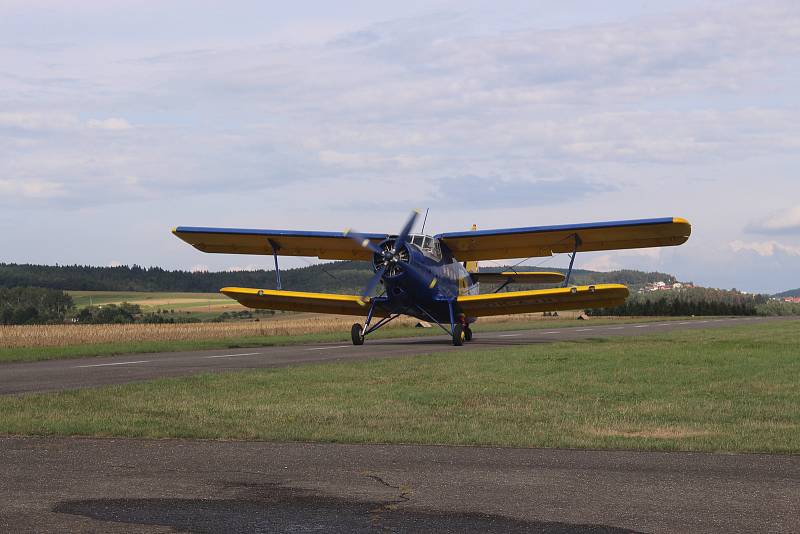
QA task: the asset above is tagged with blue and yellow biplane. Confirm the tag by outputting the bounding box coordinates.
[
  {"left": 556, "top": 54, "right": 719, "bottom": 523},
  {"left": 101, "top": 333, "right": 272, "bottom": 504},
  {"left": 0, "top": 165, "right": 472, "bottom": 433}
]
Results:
[{"left": 173, "top": 212, "right": 691, "bottom": 346}]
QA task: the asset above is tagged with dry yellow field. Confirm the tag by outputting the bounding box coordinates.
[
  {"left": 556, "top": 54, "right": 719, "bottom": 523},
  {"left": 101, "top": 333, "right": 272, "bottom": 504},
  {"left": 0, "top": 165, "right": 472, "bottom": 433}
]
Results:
[{"left": 0, "top": 312, "right": 583, "bottom": 349}]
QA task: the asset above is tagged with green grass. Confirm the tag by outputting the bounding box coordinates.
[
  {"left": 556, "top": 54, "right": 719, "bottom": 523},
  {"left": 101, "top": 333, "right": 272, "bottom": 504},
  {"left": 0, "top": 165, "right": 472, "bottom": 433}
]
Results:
[
  {"left": 0, "top": 317, "right": 687, "bottom": 364},
  {"left": 2, "top": 321, "right": 798, "bottom": 453}
]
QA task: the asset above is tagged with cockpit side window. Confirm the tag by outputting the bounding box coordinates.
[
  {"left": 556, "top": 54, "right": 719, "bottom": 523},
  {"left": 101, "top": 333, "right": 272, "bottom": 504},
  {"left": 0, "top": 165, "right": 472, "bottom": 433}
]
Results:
[{"left": 431, "top": 239, "right": 442, "bottom": 260}]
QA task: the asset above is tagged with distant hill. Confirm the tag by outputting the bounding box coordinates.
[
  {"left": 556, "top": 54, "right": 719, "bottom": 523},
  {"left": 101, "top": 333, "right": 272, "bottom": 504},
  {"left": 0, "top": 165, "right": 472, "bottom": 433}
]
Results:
[
  {"left": 774, "top": 288, "right": 800, "bottom": 298},
  {"left": 0, "top": 262, "right": 679, "bottom": 295}
]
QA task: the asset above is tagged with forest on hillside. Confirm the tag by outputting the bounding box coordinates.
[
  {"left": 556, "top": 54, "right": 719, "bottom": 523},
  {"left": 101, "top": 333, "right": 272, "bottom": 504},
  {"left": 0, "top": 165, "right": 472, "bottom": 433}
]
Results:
[
  {"left": 587, "top": 287, "right": 800, "bottom": 316},
  {"left": 0, "top": 262, "right": 677, "bottom": 294}
]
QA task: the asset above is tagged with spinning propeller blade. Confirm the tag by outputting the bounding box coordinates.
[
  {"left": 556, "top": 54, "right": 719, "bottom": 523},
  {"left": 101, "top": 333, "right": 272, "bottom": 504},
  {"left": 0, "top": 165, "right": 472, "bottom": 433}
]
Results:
[
  {"left": 360, "top": 264, "right": 387, "bottom": 302},
  {"left": 393, "top": 210, "right": 419, "bottom": 254},
  {"left": 343, "top": 228, "right": 383, "bottom": 255}
]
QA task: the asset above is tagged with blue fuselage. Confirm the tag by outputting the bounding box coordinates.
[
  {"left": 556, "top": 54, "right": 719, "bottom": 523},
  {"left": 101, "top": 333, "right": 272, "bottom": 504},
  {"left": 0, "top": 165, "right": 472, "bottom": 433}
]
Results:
[{"left": 375, "top": 237, "right": 478, "bottom": 323}]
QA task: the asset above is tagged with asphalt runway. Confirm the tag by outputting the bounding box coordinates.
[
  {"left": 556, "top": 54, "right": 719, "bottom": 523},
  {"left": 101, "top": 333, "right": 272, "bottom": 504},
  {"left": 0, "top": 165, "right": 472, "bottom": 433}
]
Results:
[
  {"left": 1, "top": 437, "right": 797, "bottom": 533},
  {"left": 2, "top": 317, "right": 795, "bottom": 532},
  {"left": 1, "top": 316, "right": 775, "bottom": 395}
]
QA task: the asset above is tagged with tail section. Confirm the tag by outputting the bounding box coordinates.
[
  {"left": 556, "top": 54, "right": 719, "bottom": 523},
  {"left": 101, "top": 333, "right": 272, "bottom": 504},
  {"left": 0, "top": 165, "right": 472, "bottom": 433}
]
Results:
[{"left": 463, "top": 224, "right": 479, "bottom": 273}]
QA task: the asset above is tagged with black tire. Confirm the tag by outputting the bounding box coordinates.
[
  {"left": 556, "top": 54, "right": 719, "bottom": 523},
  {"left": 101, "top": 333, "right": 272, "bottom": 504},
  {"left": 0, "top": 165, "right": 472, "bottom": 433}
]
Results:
[
  {"left": 351, "top": 323, "right": 364, "bottom": 345},
  {"left": 452, "top": 323, "right": 464, "bottom": 346},
  {"left": 464, "top": 327, "right": 473, "bottom": 342}
]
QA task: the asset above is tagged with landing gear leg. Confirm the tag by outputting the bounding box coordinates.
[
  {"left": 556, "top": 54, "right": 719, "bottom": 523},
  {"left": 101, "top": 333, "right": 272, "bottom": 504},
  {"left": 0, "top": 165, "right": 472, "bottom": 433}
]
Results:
[
  {"left": 352, "top": 298, "right": 377, "bottom": 346},
  {"left": 464, "top": 326, "right": 473, "bottom": 342}
]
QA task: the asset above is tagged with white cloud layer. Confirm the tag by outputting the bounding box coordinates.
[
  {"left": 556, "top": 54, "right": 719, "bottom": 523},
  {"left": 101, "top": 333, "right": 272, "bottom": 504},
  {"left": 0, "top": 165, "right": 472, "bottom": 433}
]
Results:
[
  {"left": 747, "top": 206, "right": 800, "bottom": 234},
  {"left": 1, "top": 1, "right": 799, "bottom": 292},
  {"left": 729, "top": 240, "right": 800, "bottom": 257}
]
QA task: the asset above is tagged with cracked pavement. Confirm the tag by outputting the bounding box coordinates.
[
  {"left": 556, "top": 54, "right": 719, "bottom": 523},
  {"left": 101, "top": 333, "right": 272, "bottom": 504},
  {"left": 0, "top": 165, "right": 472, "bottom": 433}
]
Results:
[{"left": 2, "top": 437, "right": 797, "bottom": 533}]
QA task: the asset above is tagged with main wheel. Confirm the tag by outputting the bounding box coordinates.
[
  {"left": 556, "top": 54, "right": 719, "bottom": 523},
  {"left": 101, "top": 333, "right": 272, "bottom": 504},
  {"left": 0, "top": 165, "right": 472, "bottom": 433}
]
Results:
[
  {"left": 464, "top": 326, "right": 473, "bottom": 342},
  {"left": 351, "top": 323, "right": 365, "bottom": 345},
  {"left": 452, "top": 323, "right": 464, "bottom": 346}
]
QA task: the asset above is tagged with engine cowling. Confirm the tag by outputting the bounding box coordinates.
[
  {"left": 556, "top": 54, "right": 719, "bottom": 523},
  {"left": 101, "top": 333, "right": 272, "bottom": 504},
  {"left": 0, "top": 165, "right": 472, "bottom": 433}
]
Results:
[{"left": 372, "top": 239, "right": 410, "bottom": 278}]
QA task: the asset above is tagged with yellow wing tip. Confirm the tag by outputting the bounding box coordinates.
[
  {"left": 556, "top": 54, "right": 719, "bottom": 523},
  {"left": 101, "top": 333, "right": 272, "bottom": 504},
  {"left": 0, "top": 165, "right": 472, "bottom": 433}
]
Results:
[
  {"left": 171, "top": 227, "right": 178, "bottom": 234},
  {"left": 673, "top": 217, "right": 690, "bottom": 225}
]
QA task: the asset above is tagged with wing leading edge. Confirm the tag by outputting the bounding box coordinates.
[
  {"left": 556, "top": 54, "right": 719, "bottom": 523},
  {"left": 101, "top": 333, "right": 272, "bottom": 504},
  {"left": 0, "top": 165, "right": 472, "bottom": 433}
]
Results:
[
  {"left": 438, "top": 217, "right": 690, "bottom": 261},
  {"left": 220, "top": 287, "right": 391, "bottom": 317},
  {"left": 173, "top": 227, "right": 388, "bottom": 261},
  {"left": 457, "top": 284, "right": 629, "bottom": 317}
]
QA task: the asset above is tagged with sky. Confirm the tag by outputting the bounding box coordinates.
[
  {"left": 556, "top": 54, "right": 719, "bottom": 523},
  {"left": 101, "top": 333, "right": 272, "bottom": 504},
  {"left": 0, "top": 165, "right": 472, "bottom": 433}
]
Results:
[{"left": 1, "top": 0, "right": 799, "bottom": 293}]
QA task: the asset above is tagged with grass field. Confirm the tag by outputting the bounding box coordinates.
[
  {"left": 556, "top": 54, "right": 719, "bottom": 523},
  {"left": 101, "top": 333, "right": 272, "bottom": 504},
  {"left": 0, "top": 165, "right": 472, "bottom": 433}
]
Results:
[
  {"left": 1, "top": 315, "right": 678, "bottom": 363},
  {"left": 1, "top": 320, "right": 798, "bottom": 453}
]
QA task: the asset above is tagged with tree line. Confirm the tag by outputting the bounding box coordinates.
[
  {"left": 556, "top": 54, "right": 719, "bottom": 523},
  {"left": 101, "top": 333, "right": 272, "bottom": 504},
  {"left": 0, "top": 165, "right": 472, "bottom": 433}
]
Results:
[
  {"left": 586, "top": 287, "right": 793, "bottom": 316},
  {"left": 0, "top": 262, "right": 373, "bottom": 294},
  {"left": 0, "top": 287, "right": 209, "bottom": 325},
  {"left": 1, "top": 286, "right": 75, "bottom": 325},
  {"left": 0, "top": 262, "right": 678, "bottom": 295}
]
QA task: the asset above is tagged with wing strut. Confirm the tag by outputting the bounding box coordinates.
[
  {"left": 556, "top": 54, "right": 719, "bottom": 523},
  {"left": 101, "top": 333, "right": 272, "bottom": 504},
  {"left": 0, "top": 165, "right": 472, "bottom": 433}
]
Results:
[
  {"left": 563, "top": 233, "right": 583, "bottom": 287},
  {"left": 494, "top": 279, "right": 512, "bottom": 293},
  {"left": 268, "top": 239, "right": 282, "bottom": 290}
]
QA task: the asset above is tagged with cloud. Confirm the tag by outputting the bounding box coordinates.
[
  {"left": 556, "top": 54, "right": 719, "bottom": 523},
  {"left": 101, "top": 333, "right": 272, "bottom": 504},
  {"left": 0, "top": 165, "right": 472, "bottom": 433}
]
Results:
[
  {"left": 746, "top": 206, "right": 800, "bottom": 235},
  {"left": 86, "top": 117, "right": 132, "bottom": 130},
  {"left": 0, "top": 112, "right": 79, "bottom": 131},
  {"left": 1, "top": 0, "right": 799, "bottom": 294},
  {"left": 433, "top": 175, "right": 615, "bottom": 208},
  {"left": 318, "top": 150, "right": 431, "bottom": 170},
  {"left": 729, "top": 240, "right": 800, "bottom": 257},
  {"left": 0, "top": 178, "right": 65, "bottom": 199},
  {"left": 580, "top": 248, "right": 662, "bottom": 273},
  {"left": 581, "top": 254, "right": 621, "bottom": 272}
]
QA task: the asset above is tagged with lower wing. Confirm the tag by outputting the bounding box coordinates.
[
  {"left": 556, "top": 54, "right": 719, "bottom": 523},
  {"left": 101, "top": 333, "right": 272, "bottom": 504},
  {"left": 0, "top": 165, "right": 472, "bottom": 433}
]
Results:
[
  {"left": 457, "top": 284, "right": 629, "bottom": 317},
  {"left": 220, "top": 287, "right": 390, "bottom": 317}
]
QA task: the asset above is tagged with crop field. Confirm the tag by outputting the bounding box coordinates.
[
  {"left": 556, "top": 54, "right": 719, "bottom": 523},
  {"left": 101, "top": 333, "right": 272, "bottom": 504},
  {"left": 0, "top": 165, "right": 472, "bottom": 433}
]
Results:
[
  {"left": 0, "top": 312, "right": 667, "bottom": 363},
  {"left": 1, "top": 320, "right": 798, "bottom": 453},
  {"left": 68, "top": 290, "right": 245, "bottom": 313},
  {"left": 0, "top": 314, "right": 393, "bottom": 348}
]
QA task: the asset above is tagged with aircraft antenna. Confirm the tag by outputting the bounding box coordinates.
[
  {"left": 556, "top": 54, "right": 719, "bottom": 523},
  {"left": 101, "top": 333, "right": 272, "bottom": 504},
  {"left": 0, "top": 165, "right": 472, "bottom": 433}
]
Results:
[{"left": 420, "top": 208, "right": 430, "bottom": 234}]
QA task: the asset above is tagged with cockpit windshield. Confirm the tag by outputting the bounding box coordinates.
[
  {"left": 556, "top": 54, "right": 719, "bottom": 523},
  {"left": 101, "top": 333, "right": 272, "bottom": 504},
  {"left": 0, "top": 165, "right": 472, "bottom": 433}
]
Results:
[{"left": 407, "top": 234, "right": 441, "bottom": 260}]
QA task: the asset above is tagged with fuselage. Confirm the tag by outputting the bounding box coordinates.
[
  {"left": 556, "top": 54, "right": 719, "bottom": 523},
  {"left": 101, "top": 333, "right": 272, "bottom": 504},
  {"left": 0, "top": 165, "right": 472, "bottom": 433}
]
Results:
[{"left": 374, "top": 234, "right": 479, "bottom": 323}]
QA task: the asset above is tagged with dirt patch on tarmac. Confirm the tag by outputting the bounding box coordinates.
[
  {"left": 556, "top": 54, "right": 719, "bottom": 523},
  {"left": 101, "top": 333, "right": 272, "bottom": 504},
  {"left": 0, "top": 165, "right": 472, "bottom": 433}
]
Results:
[{"left": 54, "top": 482, "right": 643, "bottom": 533}]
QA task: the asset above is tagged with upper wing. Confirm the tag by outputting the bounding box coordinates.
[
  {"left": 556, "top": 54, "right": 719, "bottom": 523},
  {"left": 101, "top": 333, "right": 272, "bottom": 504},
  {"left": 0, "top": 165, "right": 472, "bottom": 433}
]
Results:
[
  {"left": 470, "top": 271, "right": 565, "bottom": 284},
  {"left": 437, "top": 217, "right": 691, "bottom": 261},
  {"left": 457, "top": 284, "right": 629, "bottom": 317},
  {"left": 173, "top": 227, "right": 388, "bottom": 261},
  {"left": 220, "top": 287, "right": 390, "bottom": 317}
]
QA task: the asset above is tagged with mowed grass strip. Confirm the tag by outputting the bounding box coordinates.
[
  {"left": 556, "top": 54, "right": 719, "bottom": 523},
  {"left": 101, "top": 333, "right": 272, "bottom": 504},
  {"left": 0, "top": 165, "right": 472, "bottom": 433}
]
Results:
[{"left": 3, "top": 321, "right": 799, "bottom": 452}]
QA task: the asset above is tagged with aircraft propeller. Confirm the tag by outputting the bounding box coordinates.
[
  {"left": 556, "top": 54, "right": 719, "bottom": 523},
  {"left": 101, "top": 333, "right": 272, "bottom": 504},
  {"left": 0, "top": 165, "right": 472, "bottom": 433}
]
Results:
[{"left": 344, "top": 210, "right": 427, "bottom": 303}]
